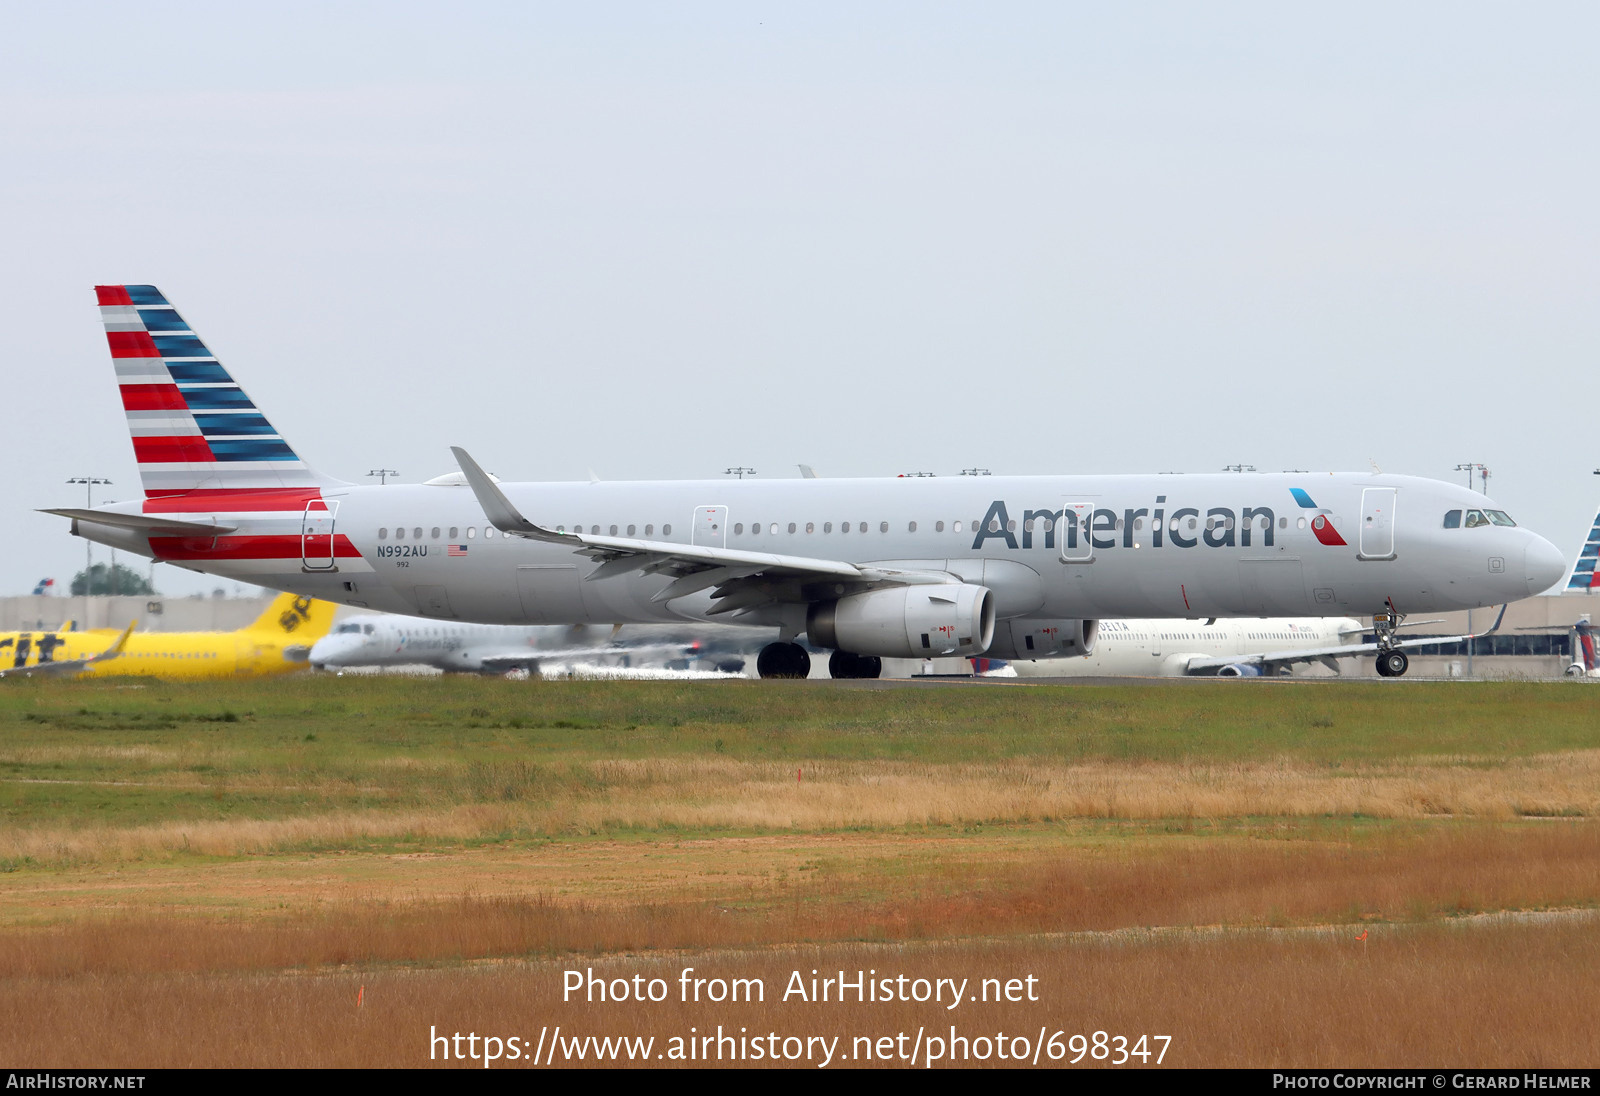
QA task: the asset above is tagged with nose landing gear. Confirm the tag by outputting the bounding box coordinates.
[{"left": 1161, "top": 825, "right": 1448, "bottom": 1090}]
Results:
[{"left": 1372, "top": 600, "right": 1410, "bottom": 678}]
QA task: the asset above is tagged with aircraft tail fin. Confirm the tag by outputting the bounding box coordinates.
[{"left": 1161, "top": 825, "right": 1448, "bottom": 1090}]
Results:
[
  {"left": 243, "top": 593, "right": 338, "bottom": 642},
  {"left": 94, "top": 285, "right": 345, "bottom": 498},
  {"left": 1575, "top": 618, "right": 1598, "bottom": 673},
  {"left": 1563, "top": 505, "right": 1600, "bottom": 593}
]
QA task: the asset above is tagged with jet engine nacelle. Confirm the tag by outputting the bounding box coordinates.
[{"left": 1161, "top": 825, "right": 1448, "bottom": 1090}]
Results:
[
  {"left": 1215, "top": 663, "right": 1263, "bottom": 677},
  {"left": 807, "top": 584, "right": 996, "bottom": 659},
  {"left": 981, "top": 618, "right": 1099, "bottom": 661}
]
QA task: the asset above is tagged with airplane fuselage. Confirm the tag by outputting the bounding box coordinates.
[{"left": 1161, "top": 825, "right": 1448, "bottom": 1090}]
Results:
[{"left": 76, "top": 472, "right": 1563, "bottom": 634}]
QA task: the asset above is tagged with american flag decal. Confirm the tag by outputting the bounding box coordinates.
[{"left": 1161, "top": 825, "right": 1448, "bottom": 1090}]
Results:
[{"left": 447, "top": 544, "right": 468, "bottom": 557}]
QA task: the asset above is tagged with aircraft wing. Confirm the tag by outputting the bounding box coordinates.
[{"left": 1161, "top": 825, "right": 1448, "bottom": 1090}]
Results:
[
  {"left": 1179, "top": 605, "right": 1508, "bottom": 675},
  {"left": 0, "top": 621, "right": 136, "bottom": 678},
  {"left": 452, "top": 447, "right": 955, "bottom": 615}
]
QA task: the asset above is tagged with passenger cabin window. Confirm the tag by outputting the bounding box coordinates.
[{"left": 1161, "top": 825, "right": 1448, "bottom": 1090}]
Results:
[
  {"left": 466, "top": 527, "right": 476, "bottom": 538},
  {"left": 378, "top": 527, "right": 388, "bottom": 540},
  {"left": 1443, "top": 510, "right": 1462, "bottom": 529}
]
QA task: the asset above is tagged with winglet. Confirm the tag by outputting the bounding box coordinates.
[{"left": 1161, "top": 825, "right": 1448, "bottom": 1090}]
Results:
[
  {"left": 1468, "top": 604, "right": 1508, "bottom": 640},
  {"left": 449, "top": 447, "right": 574, "bottom": 544},
  {"left": 89, "top": 621, "right": 137, "bottom": 667}
]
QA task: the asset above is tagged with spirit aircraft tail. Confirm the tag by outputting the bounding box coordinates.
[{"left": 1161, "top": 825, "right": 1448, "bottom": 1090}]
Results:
[{"left": 95, "top": 285, "right": 342, "bottom": 498}]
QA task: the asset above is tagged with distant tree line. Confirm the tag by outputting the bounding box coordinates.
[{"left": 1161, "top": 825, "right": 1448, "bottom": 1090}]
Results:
[{"left": 69, "top": 563, "right": 156, "bottom": 597}]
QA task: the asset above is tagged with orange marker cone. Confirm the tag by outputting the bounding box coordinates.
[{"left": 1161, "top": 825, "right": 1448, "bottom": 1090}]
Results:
[
  {"left": 357, "top": 985, "right": 365, "bottom": 1007},
  {"left": 1355, "top": 929, "right": 1368, "bottom": 942}
]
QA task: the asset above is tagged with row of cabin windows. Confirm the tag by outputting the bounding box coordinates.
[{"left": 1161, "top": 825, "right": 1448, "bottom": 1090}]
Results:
[
  {"left": 1442, "top": 509, "right": 1517, "bottom": 529},
  {"left": 373, "top": 514, "right": 1318, "bottom": 541}
]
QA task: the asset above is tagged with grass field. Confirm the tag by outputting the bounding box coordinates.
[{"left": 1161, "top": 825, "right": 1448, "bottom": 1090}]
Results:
[{"left": 1, "top": 675, "right": 1596, "bottom": 1067}]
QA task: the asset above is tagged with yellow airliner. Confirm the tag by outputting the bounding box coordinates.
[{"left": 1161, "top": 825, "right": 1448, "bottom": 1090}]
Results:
[{"left": 0, "top": 593, "right": 337, "bottom": 679}]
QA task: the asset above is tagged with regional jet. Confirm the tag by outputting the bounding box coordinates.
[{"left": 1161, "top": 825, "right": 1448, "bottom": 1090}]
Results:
[
  {"left": 310, "top": 615, "right": 766, "bottom": 675},
  {"left": 49, "top": 285, "right": 1566, "bottom": 678}
]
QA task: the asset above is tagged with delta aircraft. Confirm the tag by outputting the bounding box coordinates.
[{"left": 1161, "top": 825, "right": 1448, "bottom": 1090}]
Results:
[
  {"left": 49, "top": 285, "right": 1566, "bottom": 679},
  {"left": 0, "top": 592, "right": 335, "bottom": 679}
]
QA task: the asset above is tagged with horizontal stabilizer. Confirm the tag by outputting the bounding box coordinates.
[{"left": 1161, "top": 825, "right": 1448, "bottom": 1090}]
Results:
[{"left": 39, "top": 508, "right": 238, "bottom": 535}]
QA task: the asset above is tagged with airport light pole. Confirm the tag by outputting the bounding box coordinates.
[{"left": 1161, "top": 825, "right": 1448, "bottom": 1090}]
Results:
[
  {"left": 366, "top": 469, "right": 398, "bottom": 485},
  {"left": 66, "top": 476, "right": 111, "bottom": 624},
  {"left": 724, "top": 467, "right": 756, "bottom": 480}
]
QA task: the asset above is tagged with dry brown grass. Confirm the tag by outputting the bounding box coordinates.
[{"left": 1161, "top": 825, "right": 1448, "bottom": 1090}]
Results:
[
  {"left": 5, "top": 751, "right": 1597, "bottom": 866},
  {"left": 1, "top": 823, "right": 1593, "bottom": 977},
  {"left": 3, "top": 919, "right": 1595, "bottom": 1067}
]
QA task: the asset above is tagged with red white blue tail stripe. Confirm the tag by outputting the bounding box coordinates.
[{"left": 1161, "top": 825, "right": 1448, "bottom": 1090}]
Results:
[
  {"left": 96, "top": 285, "right": 325, "bottom": 498},
  {"left": 1566, "top": 507, "right": 1600, "bottom": 593}
]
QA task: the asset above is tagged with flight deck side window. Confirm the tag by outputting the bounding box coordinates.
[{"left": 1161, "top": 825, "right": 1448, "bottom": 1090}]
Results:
[
  {"left": 1465, "top": 509, "right": 1488, "bottom": 528},
  {"left": 1443, "top": 510, "right": 1462, "bottom": 529}
]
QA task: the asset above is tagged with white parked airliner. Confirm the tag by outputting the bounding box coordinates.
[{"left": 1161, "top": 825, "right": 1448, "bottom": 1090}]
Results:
[
  {"left": 50, "top": 285, "right": 1566, "bottom": 679},
  {"left": 310, "top": 614, "right": 766, "bottom": 675},
  {"left": 1003, "top": 610, "right": 1503, "bottom": 678}
]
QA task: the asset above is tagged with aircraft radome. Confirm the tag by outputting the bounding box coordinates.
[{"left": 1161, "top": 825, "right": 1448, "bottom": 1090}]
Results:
[{"left": 49, "top": 285, "right": 1566, "bottom": 679}]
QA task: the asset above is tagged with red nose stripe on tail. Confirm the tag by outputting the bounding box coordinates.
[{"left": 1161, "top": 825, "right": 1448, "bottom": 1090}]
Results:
[{"left": 119, "top": 384, "right": 189, "bottom": 412}]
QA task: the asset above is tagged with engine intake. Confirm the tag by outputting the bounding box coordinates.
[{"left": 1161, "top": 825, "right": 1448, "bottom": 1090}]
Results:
[
  {"left": 808, "top": 584, "right": 996, "bottom": 659},
  {"left": 982, "top": 618, "right": 1099, "bottom": 661}
]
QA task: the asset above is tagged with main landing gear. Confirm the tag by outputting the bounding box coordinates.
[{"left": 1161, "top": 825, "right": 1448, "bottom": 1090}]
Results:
[
  {"left": 828, "top": 650, "right": 882, "bottom": 680},
  {"left": 1372, "top": 601, "right": 1410, "bottom": 678},
  {"left": 756, "top": 642, "right": 811, "bottom": 679}
]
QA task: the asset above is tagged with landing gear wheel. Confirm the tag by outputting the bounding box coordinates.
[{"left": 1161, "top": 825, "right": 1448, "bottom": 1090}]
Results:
[
  {"left": 757, "top": 642, "right": 812, "bottom": 679},
  {"left": 828, "top": 650, "right": 883, "bottom": 680},
  {"left": 1377, "top": 650, "right": 1409, "bottom": 677}
]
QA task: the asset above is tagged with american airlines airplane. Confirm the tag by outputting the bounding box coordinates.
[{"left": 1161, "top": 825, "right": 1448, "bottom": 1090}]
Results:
[{"left": 49, "top": 285, "right": 1566, "bottom": 679}]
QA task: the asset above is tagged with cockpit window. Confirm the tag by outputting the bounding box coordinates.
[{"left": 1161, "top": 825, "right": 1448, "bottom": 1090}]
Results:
[
  {"left": 1443, "top": 510, "right": 1461, "bottom": 529},
  {"left": 363, "top": 624, "right": 374, "bottom": 635},
  {"left": 1464, "top": 509, "right": 1489, "bottom": 528},
  {"left": 1485, "top": 510, "right": 1517, "bottom": 527}
]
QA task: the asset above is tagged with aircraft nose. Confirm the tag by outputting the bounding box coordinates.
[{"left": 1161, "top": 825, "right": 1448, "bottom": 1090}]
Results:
[{"left": 1525, "top": 536, "right": 1567, "bottom": 595}]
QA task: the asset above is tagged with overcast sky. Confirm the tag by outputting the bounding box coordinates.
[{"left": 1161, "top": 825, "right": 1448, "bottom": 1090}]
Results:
[{"left": 3, "top": 2, "right": 1596, "bottom": 598}]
